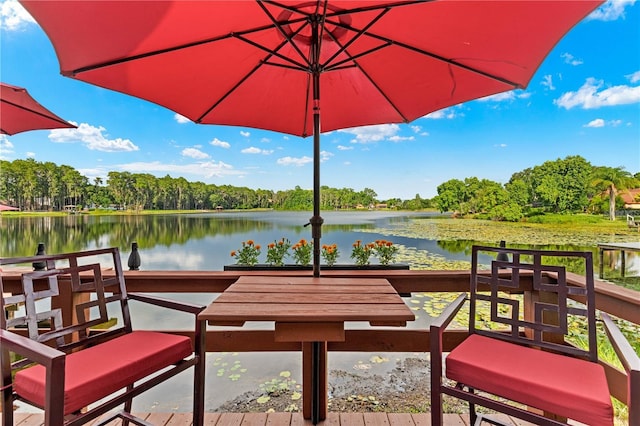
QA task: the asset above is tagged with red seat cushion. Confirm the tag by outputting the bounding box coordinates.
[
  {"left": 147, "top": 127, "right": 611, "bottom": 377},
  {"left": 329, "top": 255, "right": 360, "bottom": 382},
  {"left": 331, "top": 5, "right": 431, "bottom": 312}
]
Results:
[
  {"left": 14, "top": 330, "right": 193, "bottom": 415},
  {"left": 446, "top": 334, "right": 613, "bottom": 426}
]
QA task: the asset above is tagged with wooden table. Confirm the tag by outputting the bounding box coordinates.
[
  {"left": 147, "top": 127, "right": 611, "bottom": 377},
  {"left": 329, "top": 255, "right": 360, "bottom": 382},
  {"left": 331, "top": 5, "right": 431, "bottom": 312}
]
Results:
[{"left": 199, "top": 276, "right": 415, "bottom": 423}]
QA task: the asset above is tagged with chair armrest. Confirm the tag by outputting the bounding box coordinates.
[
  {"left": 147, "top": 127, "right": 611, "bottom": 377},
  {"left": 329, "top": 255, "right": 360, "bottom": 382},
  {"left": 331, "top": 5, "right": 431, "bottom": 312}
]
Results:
[
  {"left": 0, "top": 328, "right": 65, "bottom": 368},
  {"left": 601, "top": 312, "right": 640, "bottom": 425},
  {"left": 430, "top": 293, "right": 467, "bottom": 332},
  {"left": 601, "top": 312, "right": 640, "bottom": 374},
  {"left": 128, "top": 292, "right": 205, "bottom": 315}
]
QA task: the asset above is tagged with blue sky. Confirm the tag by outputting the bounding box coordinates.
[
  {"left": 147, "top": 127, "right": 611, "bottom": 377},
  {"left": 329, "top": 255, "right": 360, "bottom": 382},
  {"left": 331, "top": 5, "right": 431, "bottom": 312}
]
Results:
[{"left": 1, "top": 0, "right": 639, "bottom": 200}]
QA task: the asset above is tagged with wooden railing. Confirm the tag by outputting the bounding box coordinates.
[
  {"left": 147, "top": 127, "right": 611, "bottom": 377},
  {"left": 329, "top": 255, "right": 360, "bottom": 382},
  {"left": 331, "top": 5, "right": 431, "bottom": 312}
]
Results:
[{"left": 3, "top": 269, "right": 638, "bottom": 407}]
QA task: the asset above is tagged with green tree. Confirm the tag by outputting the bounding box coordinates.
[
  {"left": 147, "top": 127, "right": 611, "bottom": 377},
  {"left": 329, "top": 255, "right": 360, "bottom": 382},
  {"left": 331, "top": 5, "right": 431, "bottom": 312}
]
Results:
[
  {"left": 531, "top": 156, "right": 592, "bottom": 213},
  {"left": 505, "top": 178, "right": 530, "bottom": 208},
  {"left": 435, "top": 179, "right": 465, "bottom": 213},
  {"left": 591, "top": 166, "right": 638, "bottom": 220}
]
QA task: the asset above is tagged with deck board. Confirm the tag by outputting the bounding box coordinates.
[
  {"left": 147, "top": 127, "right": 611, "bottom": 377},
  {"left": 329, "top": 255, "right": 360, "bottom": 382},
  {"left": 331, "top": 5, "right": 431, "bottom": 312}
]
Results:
[{"left": 2, "top": 412, "right": 530, "bottom": 425}]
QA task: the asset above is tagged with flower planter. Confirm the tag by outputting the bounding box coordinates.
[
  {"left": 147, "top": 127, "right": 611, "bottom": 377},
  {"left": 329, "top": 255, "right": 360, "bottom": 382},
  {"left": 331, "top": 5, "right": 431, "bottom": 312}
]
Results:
[{"left": 223, "top": 263, "right": 409, "bottom": 271}]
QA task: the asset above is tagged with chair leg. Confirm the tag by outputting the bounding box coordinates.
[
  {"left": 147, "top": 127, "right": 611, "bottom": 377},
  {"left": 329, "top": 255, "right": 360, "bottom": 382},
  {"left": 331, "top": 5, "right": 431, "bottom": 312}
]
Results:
[
  {"left": 122, "top": 384, "right": 134, "bottom": 426},
  {"left": 468, "top": 387, "right": 478, "bottom": 426},
  {"left": 193, "top": 319, "right": 206, "bottom": 426},
  {"left": 1, "top": 396, "right": 13, "bottom": 426}
]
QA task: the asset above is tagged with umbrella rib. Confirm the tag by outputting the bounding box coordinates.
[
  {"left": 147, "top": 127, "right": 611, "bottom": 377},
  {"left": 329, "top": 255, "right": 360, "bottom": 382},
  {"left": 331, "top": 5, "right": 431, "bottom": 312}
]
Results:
[
  {"left": 195, "top": 60, "right": 262, "bottom": 123},
  {"left": 234, "top": 33, "right": 309, "bottom": 72},
  {"left": 0, "top": 99, "right": 73, "bottom": 128},
  {"left": 313, "top": 0, "right": 523, "bottom": 89},
  {"left": 321, "top": 7, "right": 389, "bottom": 69},
  {"left": 257, "top": 0, "right": 312, "bottom": 69},
  {"left": 361, "top": 31, "right": 522, "bottom": 89},
  {"left": 67, "top": 17, "right": 292, "bottom": 76},
  {"left": 197, "top": 34, "right": 307, "bottom": 122}
]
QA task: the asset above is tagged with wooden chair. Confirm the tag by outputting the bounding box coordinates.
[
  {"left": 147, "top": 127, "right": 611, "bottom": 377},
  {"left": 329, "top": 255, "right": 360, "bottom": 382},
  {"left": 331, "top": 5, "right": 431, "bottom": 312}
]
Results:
[
  {"left": 1, "top": 247, "right": 205, "bottom": 426},
  {"left": 430, "top": 245, "right": 638, "bottom": 426}
]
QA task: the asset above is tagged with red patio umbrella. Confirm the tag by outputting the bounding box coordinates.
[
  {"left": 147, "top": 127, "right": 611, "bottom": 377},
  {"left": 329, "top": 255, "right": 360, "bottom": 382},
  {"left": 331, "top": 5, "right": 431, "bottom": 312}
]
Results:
[
  {"left": 0, "top": 82, "right": 76, "bottom": 135},
  {"left": 20, "top": 0, "right": 603, "bottom": 278}
]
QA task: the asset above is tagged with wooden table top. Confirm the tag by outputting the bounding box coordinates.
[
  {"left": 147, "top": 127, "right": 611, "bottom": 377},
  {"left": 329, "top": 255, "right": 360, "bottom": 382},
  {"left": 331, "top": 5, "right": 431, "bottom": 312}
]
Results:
[{"left": 199, "top": 276, "right": 415, "bottom": 327}]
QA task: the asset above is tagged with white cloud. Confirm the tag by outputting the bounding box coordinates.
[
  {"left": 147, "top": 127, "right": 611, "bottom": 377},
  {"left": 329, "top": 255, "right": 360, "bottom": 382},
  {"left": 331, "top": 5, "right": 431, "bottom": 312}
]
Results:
[
  {"left": 338, "top": 124, "right": 401, "bottom": 143},
  {"left": 0, "top": 0, "right": 34, "bottom": 31},
  {"left": 277, "top": 156, "right": 313, "bottom": 166},
  {"left": 337, "top": 145, "right": 354, "bottom": 151},
  {"left": 320, "top": 151, "right": 333, "bottom": 162},
  {"left": 585, "top": 119, "right": 605, "bottom": 128},
  {"left": 627, "top": 71, "right": 640, "bottom": 83},
  {"left": 423, "top": 107, "right": 458, "bottom": 119},
  {"left": 588, "top": 0, "right": 636, "bottom": 21},
  {"left": 388, "top": 135, "right": 415, "bottom": 142},
  {"left": 118, "top": 160, "right": 239, "bottom": 178},
  {"left": 584, "top": 118, "right": 623, "bottom": 128},
  {"left": 561, "top": 53, "right": 583, "bottom": 66},
  {"left": 477, "top": 90, "right": 530, "bottom": 102},
  {"left": 26, "top": 151, "right": 35, "bottom": 158},
  {"left": 242, "top": 147, "right": 273, "bottom": 155},
  {"left": 48, "top": 123, "right": 139, "bottom": 152},
  {"left": 181, "top": 147, "right": 210, "bottom": 159},
  {"left": 541, "top": 75, "right": 555, "bottom": 91},
  {"left": 210, "top": 137, "right": 230, "bottom": 149},
  {"left": 240, "top": 131, "right": 250, "bottom": 137},
  {"left": 555, "top": 77, "right": 640, "bottom": 109},
  {"left": 174, "top": 113, "right": 191, "bottom": 124},
  {"left": 0, "top": 136, "right": 14, "bottom": 158}
]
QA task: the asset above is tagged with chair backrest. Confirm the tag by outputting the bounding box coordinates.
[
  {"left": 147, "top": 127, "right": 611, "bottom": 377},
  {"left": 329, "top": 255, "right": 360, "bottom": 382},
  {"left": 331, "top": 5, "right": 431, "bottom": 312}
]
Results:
[
  {"left": 1, "top": 247, "right": 132, "bottom": 356},
  {"left": 470, "top": 245, "right": 597, "bottom": 362}
]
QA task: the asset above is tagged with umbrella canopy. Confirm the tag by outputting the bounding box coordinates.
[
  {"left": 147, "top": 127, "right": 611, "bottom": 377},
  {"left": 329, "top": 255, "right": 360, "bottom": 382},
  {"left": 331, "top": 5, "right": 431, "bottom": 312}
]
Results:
[
  {"left": 21, "top": 0, "right": 603, "bottom": 275},
  {"left": 0, "top": 82, "right": 76, "bottom": 135}
]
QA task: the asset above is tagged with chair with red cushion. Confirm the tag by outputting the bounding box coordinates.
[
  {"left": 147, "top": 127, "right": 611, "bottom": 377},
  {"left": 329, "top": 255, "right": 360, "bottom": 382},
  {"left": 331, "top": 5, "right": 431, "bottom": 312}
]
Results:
[
  {"left": 1, "top": 247, "right": 205, "bottom": 426},
  {"left": 430, "top": 245, "right": 638, "bottom": 426}
]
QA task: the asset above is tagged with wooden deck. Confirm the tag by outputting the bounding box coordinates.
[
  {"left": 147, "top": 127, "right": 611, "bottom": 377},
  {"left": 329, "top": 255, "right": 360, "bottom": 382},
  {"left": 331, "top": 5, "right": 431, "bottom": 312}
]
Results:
[{"left": 5, "top": 412, "right": 539, "bottom": 426}]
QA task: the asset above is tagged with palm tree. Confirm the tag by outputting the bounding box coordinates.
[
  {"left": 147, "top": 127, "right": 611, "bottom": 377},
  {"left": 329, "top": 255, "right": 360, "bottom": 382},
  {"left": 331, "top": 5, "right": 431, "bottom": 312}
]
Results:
[{"left": 592, "top": 166, "right": 638, "bottom": 220}]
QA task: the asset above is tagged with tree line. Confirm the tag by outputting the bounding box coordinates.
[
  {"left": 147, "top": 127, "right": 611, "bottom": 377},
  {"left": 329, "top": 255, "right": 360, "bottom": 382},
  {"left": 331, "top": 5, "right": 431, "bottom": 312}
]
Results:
[
  {"left": 433, "top": 155, "right": 639, "bottom": 221},
  {"left": 1, "top": 156, "right": 637, "bottom": 220},
  {"left": 0, "top": 159, "right": 397, "bottom": 212}
]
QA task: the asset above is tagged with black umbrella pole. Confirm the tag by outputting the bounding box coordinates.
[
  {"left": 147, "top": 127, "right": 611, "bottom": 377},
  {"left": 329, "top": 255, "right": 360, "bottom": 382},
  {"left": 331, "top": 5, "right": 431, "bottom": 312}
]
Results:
[
  {"left": 311, "top": 111, "right": 323, "bottom": 277},
  {"left": 311, "top": 28, "right": 323, "bottom": 278}
]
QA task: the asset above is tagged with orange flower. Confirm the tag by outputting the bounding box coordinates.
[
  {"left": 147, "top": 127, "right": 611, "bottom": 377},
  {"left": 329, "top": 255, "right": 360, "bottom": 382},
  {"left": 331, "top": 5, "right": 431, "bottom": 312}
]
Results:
[
  {"left": 268, "top": 243, "right": 275, "bottom": 249},
  {"left": 246, "top": 240, "right": 254, "bottom": 246},
  {"left": 230, "top": 251, "right": 236, "bottom": 257},
  {"left": 255, "top": 245, "right": 261, "bottom": 250},
  {"left": 321, "top": 242, "right": 339, "bottom": 266}
]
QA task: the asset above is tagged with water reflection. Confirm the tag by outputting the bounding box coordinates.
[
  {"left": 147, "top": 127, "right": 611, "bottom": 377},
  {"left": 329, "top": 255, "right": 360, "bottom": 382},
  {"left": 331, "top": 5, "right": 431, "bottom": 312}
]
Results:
[
  {"left": 1, "top": 211, "right": 428, "bottom": 269},
  {"left": 2, "top": 211, "right": 638, "bottom": 276}
]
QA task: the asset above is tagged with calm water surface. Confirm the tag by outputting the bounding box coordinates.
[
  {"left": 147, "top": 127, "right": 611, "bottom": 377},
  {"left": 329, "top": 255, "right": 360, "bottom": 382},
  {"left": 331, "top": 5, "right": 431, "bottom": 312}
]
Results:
[{"left": 1, "top": 210, "right": 469, "bottom": 268}]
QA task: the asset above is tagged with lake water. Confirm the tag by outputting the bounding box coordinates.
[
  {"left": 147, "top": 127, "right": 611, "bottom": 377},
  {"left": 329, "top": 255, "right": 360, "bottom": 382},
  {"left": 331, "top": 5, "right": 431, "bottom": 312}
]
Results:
[
  {"left": 3, "top": 211, "right": 637, "bottom": 412},
  {"left": 1, "top": 210, "right": 465, "bottom": 269}
]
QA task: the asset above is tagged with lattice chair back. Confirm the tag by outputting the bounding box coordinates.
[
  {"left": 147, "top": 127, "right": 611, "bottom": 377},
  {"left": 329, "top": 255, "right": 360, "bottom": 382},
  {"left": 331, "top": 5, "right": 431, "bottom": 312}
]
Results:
[
  {"left": 1, "top": 248, "right": 132, "bottom": 358},
  {"left": 470, "top": 245, "right": 597, "bottom": 362},
  {"left": 1, "top": 247, "right": 205, "bottom": 426}
]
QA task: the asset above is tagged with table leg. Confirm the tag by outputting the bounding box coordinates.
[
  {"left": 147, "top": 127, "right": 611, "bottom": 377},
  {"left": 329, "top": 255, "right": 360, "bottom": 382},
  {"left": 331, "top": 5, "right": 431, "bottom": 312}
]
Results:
[{"left": 302, "top": 341, "right": 327, "bottom": 423}]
